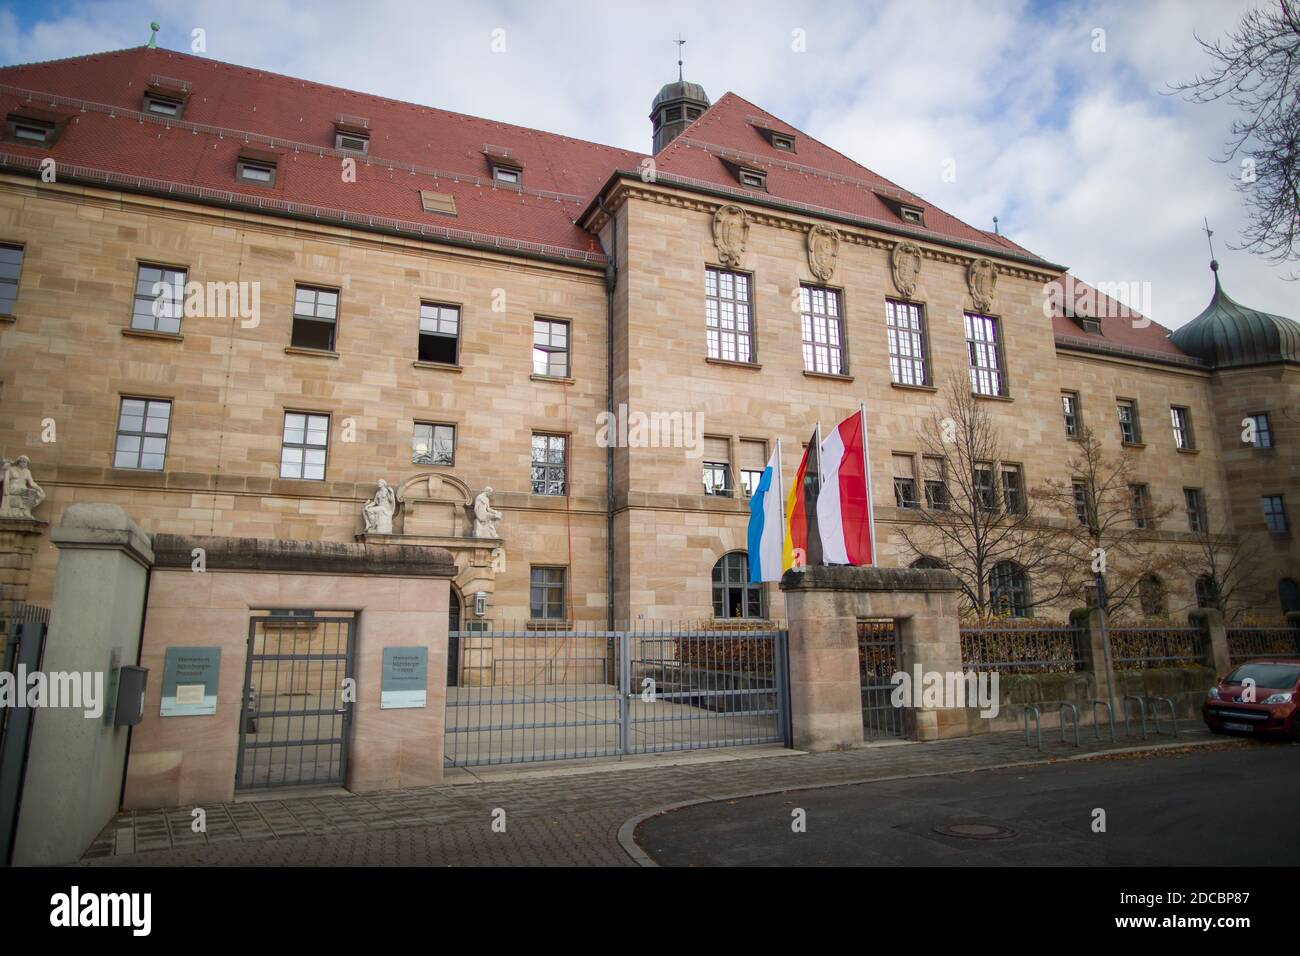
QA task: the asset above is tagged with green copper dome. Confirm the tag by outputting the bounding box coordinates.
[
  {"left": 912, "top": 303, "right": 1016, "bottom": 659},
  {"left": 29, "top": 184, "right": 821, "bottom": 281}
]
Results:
[
  {"left": 1170, "top": 261, "right": 1300, "bottom": 369},
  {"left": 651, "top": 80, "right": 710, "bottom": 114}
]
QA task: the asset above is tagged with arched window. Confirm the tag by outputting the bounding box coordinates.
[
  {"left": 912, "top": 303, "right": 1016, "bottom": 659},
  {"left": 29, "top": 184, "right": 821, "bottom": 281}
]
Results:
[
  {"left": 1280, "top": 578, "right": 1300, "bottom": 615},
  {"left": 910, "top": 556, "right": 946, "bottom": 570},
  {"left": 1138, "top": 573, "right": 1166, "bottom": 617},
  {"left": 712, "top": 552, "right": 765, "bottom": 619},
  {"left": 1195, "top": 575, "right": 1219, "bottom": 610},
  {"left": 989, "top": 561, "right": 1030, "bottom": 618}
]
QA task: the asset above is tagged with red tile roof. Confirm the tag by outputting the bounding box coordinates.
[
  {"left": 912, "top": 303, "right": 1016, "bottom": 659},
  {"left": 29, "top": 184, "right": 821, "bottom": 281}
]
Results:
[
  {"left": 0, "top": 47, "right": 1065, "bottom": 271},
  {"left": 1046, "top": 274, "right": 1198, "bottom": 364}
]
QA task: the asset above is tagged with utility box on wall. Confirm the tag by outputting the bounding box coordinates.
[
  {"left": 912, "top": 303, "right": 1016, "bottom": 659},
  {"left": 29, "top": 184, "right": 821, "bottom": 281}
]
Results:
[{"left": 114, "top": 666, "right": 149, "bottom": 726}]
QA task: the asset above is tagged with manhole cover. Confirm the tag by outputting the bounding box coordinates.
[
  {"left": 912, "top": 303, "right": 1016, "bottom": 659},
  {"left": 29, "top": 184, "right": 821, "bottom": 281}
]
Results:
[{"left": 932, "top": 823, "right": 1017, "bottom": 841}]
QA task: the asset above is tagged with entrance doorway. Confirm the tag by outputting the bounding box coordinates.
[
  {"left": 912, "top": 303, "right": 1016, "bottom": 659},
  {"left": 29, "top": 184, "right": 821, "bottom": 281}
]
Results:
[{"left": 236, "top": 610, "right": 356, "bottom": 790}]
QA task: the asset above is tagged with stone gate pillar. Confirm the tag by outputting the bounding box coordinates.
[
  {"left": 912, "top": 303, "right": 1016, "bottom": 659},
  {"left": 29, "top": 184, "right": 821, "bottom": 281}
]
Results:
[{"left": 780, "top": 566, "right": 965, "bottom": 749}]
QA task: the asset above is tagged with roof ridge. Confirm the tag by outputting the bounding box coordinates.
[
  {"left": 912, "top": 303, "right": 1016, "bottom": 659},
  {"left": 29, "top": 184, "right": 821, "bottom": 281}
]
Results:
[{"left": 0, "top": 43, "right": 147, "bottom": 72}]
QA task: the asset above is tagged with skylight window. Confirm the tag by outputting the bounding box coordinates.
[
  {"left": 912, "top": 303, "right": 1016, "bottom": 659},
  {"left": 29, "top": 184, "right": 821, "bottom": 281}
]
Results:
[
  {"left": 143, "top": 93, "right": 183, "bottom": 118},
  {"left": 492, "top": 164, "right": 522, "bottom": 186},
  {"left": 237, "top": 159, "right": 276, "bottom": 185},
  {"left": 335, "top": 131, "right": 369, "bottom": 154},
  {"left": 5, "top": 116, "right": 54, "bottom": 145},
  {"left": 771, "top": 133, "right": 795, "bottom": 152},
  {"left": 738, "top": 167, "right": 767, "bottom": 190}
]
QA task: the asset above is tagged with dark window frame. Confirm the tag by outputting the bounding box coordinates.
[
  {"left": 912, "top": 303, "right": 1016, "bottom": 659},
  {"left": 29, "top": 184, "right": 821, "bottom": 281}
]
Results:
[
  {"left": 131, "top": 262, "right": 187, "bottom": 334},
  {"left": 236, "top": 158, "right": 277, "bottom": 187},
  {"left": 532, "top": 317, "right": 571, "bottom": 378},
  {"left": 143, "top": 93, "right": 184, "bottom": 119},
  {"left": 334, "top": 131, "right": 369, "bottom": 154},
  {"left": 529, "top": 566, "right": 567, "bottom": 621},
  {"left": 1001, "top": 464, "right": 1025, "bottom": 515},
  {"left": 990, "top": 562, "right": 1031, "bottom": 618},
  {"left": 712, "top": 551, "right": 766, "bottom": 620},
  {"left": 704, "top": 267, "right": 755, "bottom": 363},
  {"left": 291, "top": 285, "right": 340, "bottom": 352},
  {"left": 1184, "top": 488, "right": 1206, "bottom": 534},
  {"left": 491, "top": 163, "right": 522, "bottom": 186},
  {"left": 703, "top": 459, "right": 733, "bottom": 498},
  {"left": 418, "top": 301, "right": 461, "bottom": 365},
  {"left": 530, "top": 432, "right": 568, "bottom": 497},
  {"left": 1117, "top": 398, "right": 1141, "bottom": 444},
  {"left": 412, "top": 421, "right": 455, "bottom": 466},
  {"left": 1247, "top": 412, "right": 1273, "bottom": 449},
  {"left": 1061, "top": 390, "right": 1081, "bottom": 437},
  {"left": 280, "top": 410, "right": 330, "bottom": 481},
  {"left": 4, "top": 114, "right": 57, "bottom": 146},
  {"left": 112, "top": 396, "right": 172, "bottom": 471},
  {"left": 1263, "top": 495, "right": 1288, "bottom": 534},
  {"left": 0, "top": 241, "right": 25, "bottom": 317},
  {"left": 1170, "top": 405, "right": 1194, "bottom": 450},
  {"left": 1129, "top": 482, "right": 1151, "bottom": 529},
  {"left": 886, "top": 298, "right": 930, "bottom": 386},
  {"left": 964, "top": 312, "right": 1007, "bottom": 397}
]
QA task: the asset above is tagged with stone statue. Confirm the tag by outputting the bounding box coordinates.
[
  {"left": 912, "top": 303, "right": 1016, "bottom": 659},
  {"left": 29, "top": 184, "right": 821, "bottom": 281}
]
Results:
[
  {"left": 0, "top": 456, "right": 45, "bottom": 519},
  {"left": 362, "top": 479, "right": 397, "bottom": 534},
  {"left": 472, "top": 486, "right": 502, "bottom": 538}
]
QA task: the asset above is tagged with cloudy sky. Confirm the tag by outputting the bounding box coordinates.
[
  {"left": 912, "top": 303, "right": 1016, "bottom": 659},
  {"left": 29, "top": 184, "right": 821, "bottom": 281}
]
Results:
[{"left": 0, "top": 0, "right": 1293, "bottom": 328}]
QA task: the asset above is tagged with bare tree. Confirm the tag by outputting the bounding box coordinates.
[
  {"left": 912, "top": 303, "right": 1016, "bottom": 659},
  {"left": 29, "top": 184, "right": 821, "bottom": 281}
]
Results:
[
  {"left": 1171, "top": 1, "right": 1300, "bottom": 273},
  {"left": 1037, "top": 427, "right": 1178, "bottom": 618},
  {"left": 898, "top": 375, "right": 1069, "bottom": 619},
  {"left": 1173, "top": 518, "right": 1267, "bottom": 623}
]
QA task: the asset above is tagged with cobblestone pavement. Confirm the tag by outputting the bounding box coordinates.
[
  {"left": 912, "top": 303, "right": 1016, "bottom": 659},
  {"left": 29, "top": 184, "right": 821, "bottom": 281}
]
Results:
[{"left": 82, "top": 727, "right": 1246, "bottom": 866}]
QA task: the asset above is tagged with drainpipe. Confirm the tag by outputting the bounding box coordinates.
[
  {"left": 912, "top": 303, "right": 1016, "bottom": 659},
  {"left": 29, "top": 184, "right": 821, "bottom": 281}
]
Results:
[{"left": 595, "top": 196, "right": 617, "bottom": 629}]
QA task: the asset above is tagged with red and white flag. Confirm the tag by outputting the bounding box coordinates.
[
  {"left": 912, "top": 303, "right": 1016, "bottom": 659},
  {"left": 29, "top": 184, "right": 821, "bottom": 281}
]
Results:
[{"left": 815, "top": 408, "right": 875, "bottom": 566}]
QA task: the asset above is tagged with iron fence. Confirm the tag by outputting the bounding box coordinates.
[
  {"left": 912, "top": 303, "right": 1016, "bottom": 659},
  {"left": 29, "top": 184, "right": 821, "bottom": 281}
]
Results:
[
  {"left": 1, "top": 603, "right": 50, "bottom": 864},
  {"left": 858, "top": 619, "right": 904, "bottom": 739},
  {"left": 1110, "top": 625, "right": 1207, "bottom": 670},
  {"left": 959, "top": 624, "right": 1084, "bottom": 673},
  {"left": 444, "top": 621, "right": 788, "bottom": 767},
  {"left": 1227, "top": 626, "right": 1300, "bottom": 665}
]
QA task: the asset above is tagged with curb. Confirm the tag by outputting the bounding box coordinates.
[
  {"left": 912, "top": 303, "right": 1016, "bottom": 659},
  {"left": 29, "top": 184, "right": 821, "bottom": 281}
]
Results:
[{"left": 616, "top": 735, "right": 1246, "bottom": 867}]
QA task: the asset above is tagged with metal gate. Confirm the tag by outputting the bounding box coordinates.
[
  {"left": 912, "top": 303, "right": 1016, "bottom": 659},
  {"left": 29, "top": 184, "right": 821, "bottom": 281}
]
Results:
[
  {"left": 858, "top": 618, "right": 905, "bottom": 739},
  {"left": 444, "top": 623, "right": 790, "bottom": 767},
  {"left": 0, "top": 604, "right": 49, "bottom": 864},
  {"left": 236, "top": 611, "right": 356, "bottom": 790}
]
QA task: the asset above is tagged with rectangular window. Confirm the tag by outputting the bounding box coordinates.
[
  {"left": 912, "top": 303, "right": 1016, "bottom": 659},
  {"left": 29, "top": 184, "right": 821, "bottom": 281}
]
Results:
[
  {"left": 1247, "top": 413, "right": 1273, "bottom": 449},
  {"left": 418, "top": 302, "right": 460, "bottom": 364},
  {"left": 738, "top": 168, "right": 767, "bottom": 190},
  {"left": 492, "top": 164, "right": 521, "bottom": 186},
  {"left": 335, "top": 132, "right": 369, "bottom": 153},
  {"left": 1117, "top": 399, "right": 1140, "bottom": 444},
  {"left": 532, "top": 318, "right": 570, "bottom": 377},
  {"left": 1001, "top": 464, "right": 1024, "bottom": 515},
  {"left": 291, "top": 286, "right": 338, "bottom": 351},
  {"left": 799, "top": 286, "right": 845, "bottom": 375},
  {"left": 7, "top": 116, "right": 54, "bottom": 144},
  {"left": 705, "top": 268, "right": 753, "bottom": 363},
  {"left": 529, "top": 567, "right": 566, "bottom": 621},
  {"left": 0, "top": 243, "right": 24, "bottom": 316},
  {"left": 739, "top": 439, "right": 767, "bottom": 497},
  {"left": 144, "top": 94, "right": 183, "bottom": 118},
  {"left": 974, "top": 463, "right": 997, "bottom": 512},
  {"left": 237, "top": 159, "right": 275, "bottom": 185},
  {"left": 772, "top": 133, "right": 795, "bottom": 152},
  {"left": 1170, "top": 406, "right": 1194, "bottom": 450},
  {"left": 113, "top": 398, "right": 171, "bottom": 470},
  {"left": 131, "top": 263, "right": 186, "bottom": 334},
  {"left": 703, "top": 436, "right": 733, "bottom": 497},
  {"left": 1061, "top": 391, "right": 1080, "bottom": 437},
  {"left": 922, "top": 457, "right": 948, "bottom": 510},
  {"left": 964, "top": 313, "right": 1005, "bottom": 396},
  {"left": 886, "top": 299, "right": 928, "bottom": 386},
  {"left": 1184, "top": 488, "right": 1205, "bottom": 533},
  {"left": 1263, "top": 495, "right": 1288, "bottom": 534},
  {"left": 1130, "top": 483, "right": 1151, "bottom": 529},
  {"left": 412, "top": 422, "right": 454, "bottom": 466},
  {"left": 892, "top": 454, "right": 918, "bottom": 509},
  {"left": 1073, "top": 479, "right": 1094, "bottom": 526},
  {"left": 280, "top": 412, "right": 329, "bottom": 481},
  {"left": 530, "top": 433, "right": 567, "bottom": 496}
]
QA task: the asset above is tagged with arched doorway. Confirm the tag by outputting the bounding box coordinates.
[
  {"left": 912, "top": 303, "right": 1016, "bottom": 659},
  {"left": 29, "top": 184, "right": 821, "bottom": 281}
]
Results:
[{"left": 447, "top": 585, "right": 462, "bottom": 686}]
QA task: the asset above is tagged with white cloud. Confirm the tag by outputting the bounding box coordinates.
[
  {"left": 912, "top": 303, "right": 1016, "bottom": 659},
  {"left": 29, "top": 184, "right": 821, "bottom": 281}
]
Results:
[{"left": 0, "top": 0, "right": 1292, "bottom": 325}]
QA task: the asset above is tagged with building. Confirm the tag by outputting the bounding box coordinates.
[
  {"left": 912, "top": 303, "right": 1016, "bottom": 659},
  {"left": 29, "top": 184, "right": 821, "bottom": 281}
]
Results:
[{"left": 0, "top": 45, "right": 1296, "bottom": 629}]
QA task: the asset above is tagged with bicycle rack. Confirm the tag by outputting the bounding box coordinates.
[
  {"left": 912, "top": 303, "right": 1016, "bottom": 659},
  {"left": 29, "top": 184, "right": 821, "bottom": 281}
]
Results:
[
  {"left": 1023, "top": 704, "right": 1042, "bottom": 751},
  {"left": 1091, "top": 699, "right": 1115, "bottom": 742},
  {"left": 1122, "top": 695, "right": 1147, "bottom": 739},
  {"left": 1058, "top": 702, "right": 1080, "bottom": 747},
  {"left": 1147, "top": 696, "right": 1179, "bottom": 737}
]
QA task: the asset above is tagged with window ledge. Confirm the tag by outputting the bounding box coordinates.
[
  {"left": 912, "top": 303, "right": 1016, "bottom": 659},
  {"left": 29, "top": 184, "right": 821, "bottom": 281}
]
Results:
[
  {"left": 705, "top": 357, "right": 762, "bottom": 371},
  {"left": 122, "top": 327, "right": 183, "bottom": 342},
  {"left": 890, "top": 381, "right": 936, "bottom": 393},
  {"left": 802, "top": 369, "right": 854, "bottom": 383},
  {"left": 971, "top": 392, "right": 1014, "bottom": 403},
  {"left": 1176, "top": 446, "right": 1200, "bottom": 455},
  {"left": 412, "top": 360, "right": 463, "bottom": 373},
  {"left": 285, "top": 346, "right": 340, "bottom": 359},
  {"left": 530, "top": 373, "right": 575, "bottom": 385},
  {"left": 1121, "top": 441, "right": 1146, "bottom": 449}
]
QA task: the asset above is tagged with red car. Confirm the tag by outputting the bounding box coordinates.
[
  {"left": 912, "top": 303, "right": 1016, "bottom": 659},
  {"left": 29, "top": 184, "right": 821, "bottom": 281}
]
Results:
[{"left": 1203, "top": 658, "right": 1300, "bottom": 740}]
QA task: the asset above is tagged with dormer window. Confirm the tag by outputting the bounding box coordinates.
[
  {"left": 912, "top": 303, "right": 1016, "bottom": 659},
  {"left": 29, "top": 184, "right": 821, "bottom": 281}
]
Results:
[
  {"left": 335, "top": 131, "right": 369, "bottom": 154},
  {"left": 492, "top": 163, "right": 522, "bottom": 186},
  {"left": 143, "top": 93, "right": 183, "bottom": 118},
  {"left": 772, "top": 133, "right": 795, "bottom": 152},
  {"left": 236, "top": 150, "right": 277, "bottom": 186},
  {"left": 738, "top": 168, "right": 766, "bottom": 190},
  {"left": 1081, "top": 317, "right": 1102, "bottom": 335},
  {"left": 900, "top": 205, "right": 924, "bottom": 225},
  {"left": 4, "top": 114, "right": 57, "bottom": 146}
]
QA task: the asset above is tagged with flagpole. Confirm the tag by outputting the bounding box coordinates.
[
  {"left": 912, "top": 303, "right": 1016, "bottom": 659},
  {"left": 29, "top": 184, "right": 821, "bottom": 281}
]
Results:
[
  {"left": 812, "top": 421, "right": 823, "bottom": 567},
  {"left": 859, "top": 402, "right": 877, "bottom": 566},
  {"left": 775, "top": 438, "right": 785, "bottom": 554}
]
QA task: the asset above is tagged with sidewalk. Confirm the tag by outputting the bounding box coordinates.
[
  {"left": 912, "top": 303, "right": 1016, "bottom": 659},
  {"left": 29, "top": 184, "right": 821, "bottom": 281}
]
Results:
[{"left": 82, "top": 727, "right": 1244, "bottom": 866}]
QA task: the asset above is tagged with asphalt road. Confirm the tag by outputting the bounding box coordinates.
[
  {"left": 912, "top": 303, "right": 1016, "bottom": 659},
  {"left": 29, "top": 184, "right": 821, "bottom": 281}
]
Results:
[{"left": 636, "top": 744, "right": 1300, "bottom": 866}]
